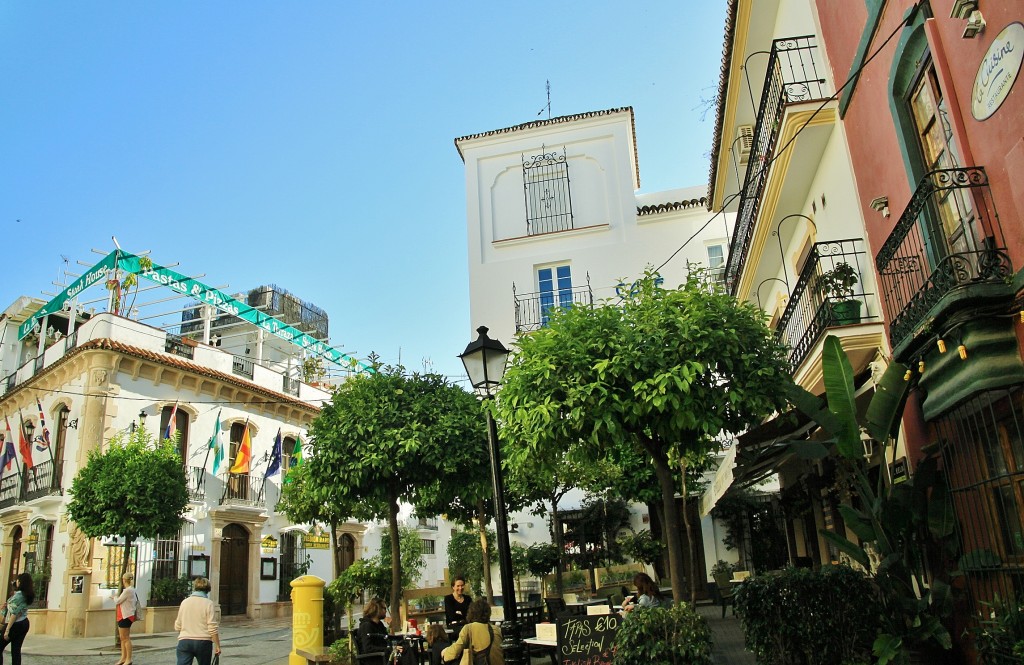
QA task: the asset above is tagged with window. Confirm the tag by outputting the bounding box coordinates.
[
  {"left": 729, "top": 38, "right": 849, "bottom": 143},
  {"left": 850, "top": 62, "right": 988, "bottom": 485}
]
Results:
[
  {"left": 907, "top": 60, "right": 976, "bottom": 256},
  {"left": 54, "top": 406, "right": 69, "bottom": 467},
  {"left": 160, "top": 406, "right": 190, "bottom": 464},
  {"left": 421, "top": 539, "right": 436, "bottom": 555},
  {"left": 523, "top": 147, "right": 574, "bottom": 235},
  {"left": 103, "top": 544, "right": 138, "bottom": 588},
  {"left": 707, "top": 244, "right": 726, "bottom": 284},
  {"left": 539, "top": 265, "right": 573, "bottom": 327},
  {"left": 282, "top": 436, "right": 299, "bottom": 477}
]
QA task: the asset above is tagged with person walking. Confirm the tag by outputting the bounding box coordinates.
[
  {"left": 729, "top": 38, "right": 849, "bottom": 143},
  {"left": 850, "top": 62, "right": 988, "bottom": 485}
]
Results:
[
  {"left": 114, "top": 573, "right": 139, "bottom": 665},
  {"left": 174, "top": 577, "right": 221, "bottom": 665},
  {"left": 0, "top": 572, "right": 34, "bottom": 665}
]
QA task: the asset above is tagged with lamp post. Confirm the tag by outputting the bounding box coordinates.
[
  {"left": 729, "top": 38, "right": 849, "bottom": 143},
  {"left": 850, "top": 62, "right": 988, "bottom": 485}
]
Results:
[{"left": 459, "top": 326, "right": 524, "bottom": 665}]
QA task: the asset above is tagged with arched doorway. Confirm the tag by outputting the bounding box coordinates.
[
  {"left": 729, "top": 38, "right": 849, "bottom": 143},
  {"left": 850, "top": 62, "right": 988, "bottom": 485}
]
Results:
[
  {"left": 218, "top": 524, "right": 249, "bottom": 616},
  {"left": 340, "top": 534, "right": 355, "bottom": 572},
  {"left": 6, "top": 526, "right": 22, "bottom": 600}
]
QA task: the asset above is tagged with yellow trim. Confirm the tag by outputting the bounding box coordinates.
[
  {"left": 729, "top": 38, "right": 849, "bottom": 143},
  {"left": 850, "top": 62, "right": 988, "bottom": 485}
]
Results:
[
  {"left": 712, "top": 1, "right": 754, "bottom": 211},
  {"left": 735, "top": 107, "right": 836, "bottom": 302}
]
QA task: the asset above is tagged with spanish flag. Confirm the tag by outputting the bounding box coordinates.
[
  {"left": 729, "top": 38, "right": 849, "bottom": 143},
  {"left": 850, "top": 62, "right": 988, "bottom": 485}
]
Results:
[{"left": 229, "top": 422, "right": 251, "bottom": 474}]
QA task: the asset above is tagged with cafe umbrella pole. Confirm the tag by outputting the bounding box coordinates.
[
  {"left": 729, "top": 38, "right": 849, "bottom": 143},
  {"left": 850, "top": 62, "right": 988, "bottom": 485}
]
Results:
[{"left": 459, "top": 326, "right": 525, "bottom": 665}]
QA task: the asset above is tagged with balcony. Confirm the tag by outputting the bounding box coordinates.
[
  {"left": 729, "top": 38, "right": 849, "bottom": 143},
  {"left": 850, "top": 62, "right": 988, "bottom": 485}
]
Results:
[
  {"left": 0, "top": 472, "right": 21, "bottom": 509},
  {"left": 514, "top": 284, "right": 593, "bottom": 333},
  {"left": 725, "top": 35, "right": 829, "bottom": 295},
  {"left": 775, "top": 239, "right": 876, "bottom": 371},
  {"left": 23, "top": 460, "right": 63, "bottom": 502},
  {"left": 876, "top": 167, "right": 1012, "bottom": 357},
  {"left": 232, "top": 356, "right": 254, "bottom": 380},
  {"left": 220, "top": 472, "right": 265, "bottom": 508},
  {"left": 186, "top": 466, "right": 205, "bottom": 502}
]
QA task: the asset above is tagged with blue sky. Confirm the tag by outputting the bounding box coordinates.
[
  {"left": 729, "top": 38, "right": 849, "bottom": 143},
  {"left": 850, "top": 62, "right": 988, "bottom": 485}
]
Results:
[{"left": 0, "top": 1, "right": 727, "bottom": 381}]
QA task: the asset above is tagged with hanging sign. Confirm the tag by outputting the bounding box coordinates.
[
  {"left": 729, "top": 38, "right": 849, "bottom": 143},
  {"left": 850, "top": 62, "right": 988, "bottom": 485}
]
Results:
[
  {"left": 18, "top": 252, "right": 117, "bottom": 339},
  {"left": 972, "top": 22, "right": 1024, "bottom": 120},
  {"left": 303, "top": 528, "right": 330, "bottom": 550}
]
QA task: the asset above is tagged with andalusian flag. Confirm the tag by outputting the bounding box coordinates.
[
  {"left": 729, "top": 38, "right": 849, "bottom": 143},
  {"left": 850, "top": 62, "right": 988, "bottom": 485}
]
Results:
[
  {"left": 228, "top": 421, "right": 251, "bottom": 474},
  {"left": 209, "top": 410, "right": 224, "bottom": 475},
  {"left": 284, "top": 436, "right": 303, "bottom": 484}
]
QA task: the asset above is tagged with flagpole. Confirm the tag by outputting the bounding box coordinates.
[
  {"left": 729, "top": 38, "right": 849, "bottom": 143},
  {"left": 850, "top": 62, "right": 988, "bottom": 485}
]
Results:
[
  {"left": 199, "top": 409, "right": 219, "bottom": 472},
  {"left": 37, "top": 401, "right": 55, "bottom": 466}
]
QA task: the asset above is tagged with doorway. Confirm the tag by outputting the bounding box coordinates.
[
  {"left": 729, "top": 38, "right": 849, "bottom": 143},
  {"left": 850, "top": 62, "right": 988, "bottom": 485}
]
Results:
[
  {"left": 6, "top": 526, "right": 22, "bottom": 601},
  {"left": 218, "top": 524, "right": 249, "bottom": 616}
]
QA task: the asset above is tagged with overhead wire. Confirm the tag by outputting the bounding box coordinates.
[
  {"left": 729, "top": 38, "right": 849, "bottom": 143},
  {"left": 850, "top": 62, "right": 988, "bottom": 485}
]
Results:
[{"left": 655, "top": 2, "right": 921, "bottom": 275}]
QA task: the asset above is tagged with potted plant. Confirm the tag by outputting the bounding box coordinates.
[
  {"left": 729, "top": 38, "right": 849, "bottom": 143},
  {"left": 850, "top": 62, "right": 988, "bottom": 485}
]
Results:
[{"left": 817, "top": 261, "right": 862, "bottom": 324}]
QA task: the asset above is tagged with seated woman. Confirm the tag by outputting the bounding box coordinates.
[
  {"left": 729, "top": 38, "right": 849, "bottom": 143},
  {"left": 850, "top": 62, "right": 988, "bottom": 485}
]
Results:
[
  {"left": 622, "top": 572, "right": 668, "bottom": 614},
  {"left": 443, "top": 576, "right": 472, "bottom": 630},
  {"left": 426, "top": 623, "right": 456, "bottom": 665},
  {"left": 441, "top": 598, "right": 504, "bottom": 665},
  {"left": 357, "top": 598, "right": 390, "bottom": 656}
]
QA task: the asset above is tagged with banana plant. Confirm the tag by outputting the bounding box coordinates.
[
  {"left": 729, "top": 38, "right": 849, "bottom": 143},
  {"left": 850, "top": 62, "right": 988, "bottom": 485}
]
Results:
[{"left": 782, "top": 335, "right": 957, "bottom": 665}]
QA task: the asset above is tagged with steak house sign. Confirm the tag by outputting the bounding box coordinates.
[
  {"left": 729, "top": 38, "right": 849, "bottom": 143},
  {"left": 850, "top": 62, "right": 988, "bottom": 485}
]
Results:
[{"left": 972, "top": 22, "right": 1024, "bottom": 121}]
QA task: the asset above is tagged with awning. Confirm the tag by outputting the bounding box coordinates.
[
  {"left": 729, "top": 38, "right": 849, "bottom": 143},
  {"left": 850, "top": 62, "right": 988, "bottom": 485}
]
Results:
[{"left": 700, "top": 444, "right": 737, "bottom": 516}]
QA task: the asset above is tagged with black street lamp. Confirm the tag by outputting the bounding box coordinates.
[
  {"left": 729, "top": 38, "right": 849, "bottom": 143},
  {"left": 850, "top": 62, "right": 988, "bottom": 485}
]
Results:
[{"left": 459, "top": 326, "right": 524, "bottom": 665}]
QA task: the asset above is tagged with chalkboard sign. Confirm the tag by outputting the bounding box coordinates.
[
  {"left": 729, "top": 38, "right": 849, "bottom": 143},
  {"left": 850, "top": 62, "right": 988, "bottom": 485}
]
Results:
[{"left": 557, "top": 613, "right": 620, "bottom": 665}]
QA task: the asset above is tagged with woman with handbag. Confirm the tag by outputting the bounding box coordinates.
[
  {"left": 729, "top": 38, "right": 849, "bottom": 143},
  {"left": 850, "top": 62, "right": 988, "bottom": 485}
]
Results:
[
  {"left": 0, "top": 572, "right": 34, "bottom": 665},
  {"left": 114, "top": 573, "right": 139, "bottom": 665},
  {"left": 441, "top": 598, "right": 503, "bottom": 665},
  {"left": 174, "top": 577, "right": 221, "bottom": 665}
]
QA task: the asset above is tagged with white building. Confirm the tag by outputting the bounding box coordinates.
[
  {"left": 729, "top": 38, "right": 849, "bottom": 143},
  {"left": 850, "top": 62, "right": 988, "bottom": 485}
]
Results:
[
  {"left": 0, "top": 255, "right": 367, "bottom": 637},
  {"left": 455, "top": 107, "right": 737, "bottom": 598}
]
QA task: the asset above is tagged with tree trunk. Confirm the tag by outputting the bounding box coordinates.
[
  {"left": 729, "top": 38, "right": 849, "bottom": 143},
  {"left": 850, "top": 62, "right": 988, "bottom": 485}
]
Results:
[
  {"left": 650, "top": 450, "right": 685, "bottom": 603},
  {"left": 115, "top": 535, "right": 134, "bottom": 647},
  {"left": 551, "top": 491, "right": 566, "bottom": 598},
  {"left": 330, "top": 520, "right": 340, "bottom": 580},
  {"left": 477, "top": 499, "right": 494, "bottom": 603},
  {"left": 387, "top": 496, "right": 402, "bottom": 633},
  {"left": 680, "top": 457, "right": 698, "bottom": 605}
]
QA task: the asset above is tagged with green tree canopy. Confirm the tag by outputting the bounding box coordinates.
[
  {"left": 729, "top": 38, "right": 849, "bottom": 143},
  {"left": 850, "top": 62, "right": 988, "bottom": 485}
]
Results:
[
  {"left": 307, "top": 362, "right": 485, "bottom": 629},
  {"left": 495, "top": 271, "right": 792, "bottom": 601},
  {"left": 67, "top": 426, "right": 189, "bottom": 586}
]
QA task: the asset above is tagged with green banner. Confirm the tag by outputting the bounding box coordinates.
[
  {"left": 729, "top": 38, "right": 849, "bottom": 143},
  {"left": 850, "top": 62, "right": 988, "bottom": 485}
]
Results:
[
  {"left": 20, "top": 250, "right": 370, "bottom": 373},
  {"left": 19, "top": 251, "right": 119, "bottom": 339}
]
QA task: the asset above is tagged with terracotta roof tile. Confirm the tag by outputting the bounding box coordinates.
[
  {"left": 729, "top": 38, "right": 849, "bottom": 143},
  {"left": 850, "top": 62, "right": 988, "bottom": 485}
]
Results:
[
  {"left": 454, "top": 107, "right": 640, "bottom": 187},
  {"left": 3, "top": 338, "right": 319, "bottom": 413},
  {"left": 636, "top": 197, "right": 710, "bottom": 216},
  {"left": 707, "top": 0, "right": 739, "bottom": 207}
]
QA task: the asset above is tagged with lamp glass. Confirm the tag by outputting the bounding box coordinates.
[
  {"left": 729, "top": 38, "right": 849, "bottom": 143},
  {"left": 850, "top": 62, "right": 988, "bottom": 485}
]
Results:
[{"left": 459, "top": 326, "right": 509, "bottom": 394}]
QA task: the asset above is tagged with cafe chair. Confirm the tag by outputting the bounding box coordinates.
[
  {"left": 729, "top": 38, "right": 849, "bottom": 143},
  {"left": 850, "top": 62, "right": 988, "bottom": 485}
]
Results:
[
  {"left": 544, "top": 597, "right": 567, "bottom": 621},
  {"left": 713, "top": 571, "right": 736, "bottom": 618}
]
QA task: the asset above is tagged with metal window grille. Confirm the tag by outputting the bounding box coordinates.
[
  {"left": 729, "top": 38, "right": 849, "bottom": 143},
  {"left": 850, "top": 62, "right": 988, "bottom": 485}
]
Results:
[
  {"left": 934, "top": 386, "right": 1024, "bottom": 665},
  {"left": 278, "top": 532, "right": 307, "bottom": 601},
  {"left": 103, "top": 544, "right": 138, "bottom": 589},
  {"left": 421, "top": 539, "right": 436, "bottom": 555},
  {"left": 523, "top": 147, "right": 573, "bottom": 235}
]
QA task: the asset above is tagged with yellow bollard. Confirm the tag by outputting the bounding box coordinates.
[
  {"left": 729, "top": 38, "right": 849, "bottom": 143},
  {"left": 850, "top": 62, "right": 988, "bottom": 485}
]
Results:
[{"left": 290, "top": 575, "right": 326, "bottom": 665}]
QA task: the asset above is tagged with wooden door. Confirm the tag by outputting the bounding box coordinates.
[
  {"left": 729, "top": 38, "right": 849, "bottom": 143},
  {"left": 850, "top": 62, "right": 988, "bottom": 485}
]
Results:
[{"left": 218, "top": 524, "right": 249, "bottom": 616}]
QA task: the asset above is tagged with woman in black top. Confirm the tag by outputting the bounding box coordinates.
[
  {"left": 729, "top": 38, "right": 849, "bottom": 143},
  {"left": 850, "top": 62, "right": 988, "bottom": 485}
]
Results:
[{"left": 443, "top": 577, "right": 471, "bottom": 629}]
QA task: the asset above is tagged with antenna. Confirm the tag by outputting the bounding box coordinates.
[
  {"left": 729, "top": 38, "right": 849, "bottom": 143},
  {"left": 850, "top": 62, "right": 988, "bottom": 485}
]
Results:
[{"left": 537, "top": 79, "right": 551, "bottom": 119}]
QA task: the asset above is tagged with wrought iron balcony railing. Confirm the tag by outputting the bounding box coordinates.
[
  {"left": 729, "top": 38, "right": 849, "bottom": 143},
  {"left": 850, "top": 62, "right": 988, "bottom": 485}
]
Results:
[
  {"left": 774, "top": 239, "right": 875, "bottom": 371},
  {"left": 0, "top": 472, "right": 20, "bottom": 509},
  {"left": 187, "top": 466, "right": 205, "bottom": 502},
  {"left": 514, "top": 284, "right": 593, "bottom": 333},
  {"left": 23, "top": 460, "right": 63, "bottom": 502},
  {"left": 221, "top": 472, "right": 265, "bottom": 508},
  {"left": 232, "top": 356, "right": 254, "bottom": 379},
  {"left": 725, "top": 35, "right": 829, "bottom": 294},
  {"left": 876, "top": 167, "right": 1011, "bottom": 353}
]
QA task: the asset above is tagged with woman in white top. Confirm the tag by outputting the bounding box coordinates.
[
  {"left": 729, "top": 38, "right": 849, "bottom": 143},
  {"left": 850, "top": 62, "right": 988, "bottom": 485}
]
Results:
[
  {"left": 174, "top": 577, "right": 221, "bottom": 665},
  {"left": 113, "top": 573, "right": 138, "bottom": 665}
]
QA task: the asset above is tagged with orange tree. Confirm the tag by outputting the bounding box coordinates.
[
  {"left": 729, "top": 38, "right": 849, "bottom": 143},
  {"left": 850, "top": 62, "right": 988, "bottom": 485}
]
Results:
[
  {"left": 495, "top": 271, "right": 791, "bottom": 603},
  {"left": 306, "top": 362, "right": 486, "bottom": 630}
]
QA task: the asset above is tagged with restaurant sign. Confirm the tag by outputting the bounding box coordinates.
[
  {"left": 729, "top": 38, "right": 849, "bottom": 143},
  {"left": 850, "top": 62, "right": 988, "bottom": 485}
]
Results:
[
  {"left": 303, "top": 527, "right": 330, "bottom": 550},
  {"left": 972, "top": 22, "right": 1024, "bottom": 121},
  {"left": 261, "top": 535, "right": 279, "bottom": 553}
]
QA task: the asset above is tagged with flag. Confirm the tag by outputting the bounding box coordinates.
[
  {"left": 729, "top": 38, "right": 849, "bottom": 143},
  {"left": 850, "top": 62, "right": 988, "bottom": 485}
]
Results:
[
  {"left": 0, "top": 420, "right": 15, "bottom": 471},
  {"left": 18, "top": 414, "right": 33, "bottom": 470},
  {"left": 209, "top": 410, "right": 224, "bottom": 476},
  {"left": 164, "top": 402, "right": 179, "bottom": 440},
  {"left": 284, "top": 436, "right": 303, "bottom": 484},
  {"left": 35, "top": 401, "right": 51, "bottom": 453},
  {"left": 264, "top": 429, "right": 282, "bottom": 478},
  {"left": 229, "top": 422, "right": 251, "bottom": 474}
]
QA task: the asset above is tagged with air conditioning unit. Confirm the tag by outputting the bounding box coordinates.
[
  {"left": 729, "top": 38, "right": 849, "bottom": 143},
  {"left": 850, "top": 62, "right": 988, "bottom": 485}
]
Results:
[{"left": 737, "top": 125, "right": 754, "bottom": 163}]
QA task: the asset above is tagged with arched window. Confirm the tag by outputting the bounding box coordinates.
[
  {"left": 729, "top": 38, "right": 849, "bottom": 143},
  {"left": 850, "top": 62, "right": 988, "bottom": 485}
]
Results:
[{"left": 160, "top": 405, "right": 190, "bottom": 463}]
